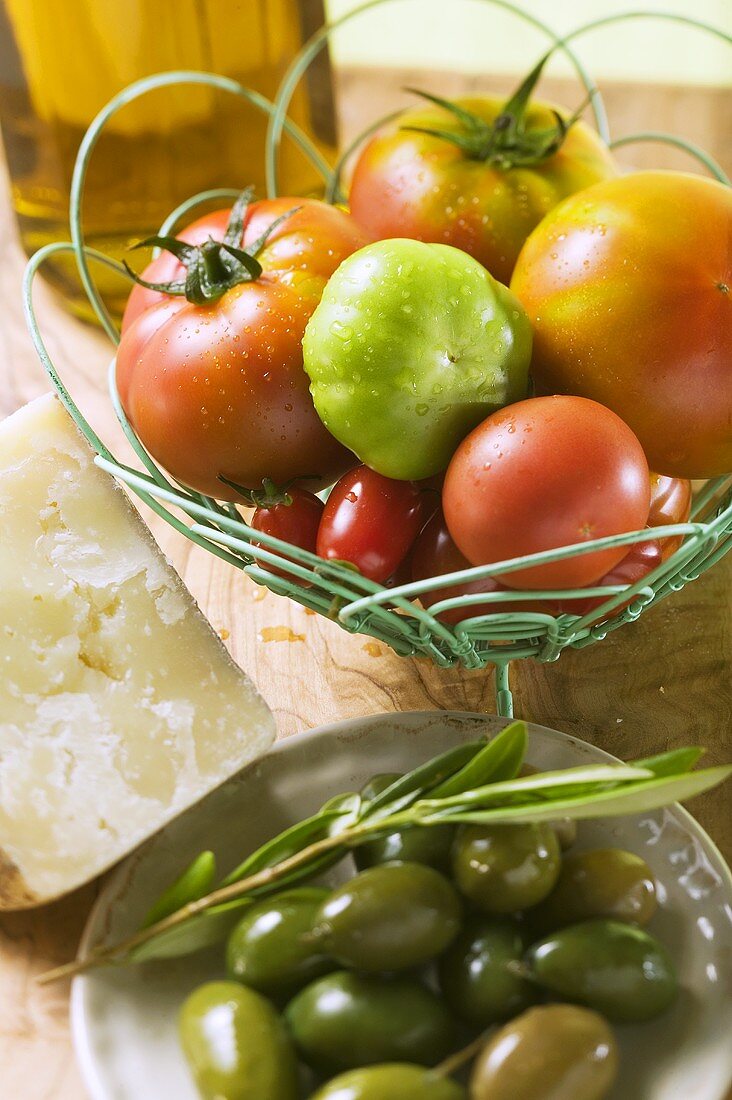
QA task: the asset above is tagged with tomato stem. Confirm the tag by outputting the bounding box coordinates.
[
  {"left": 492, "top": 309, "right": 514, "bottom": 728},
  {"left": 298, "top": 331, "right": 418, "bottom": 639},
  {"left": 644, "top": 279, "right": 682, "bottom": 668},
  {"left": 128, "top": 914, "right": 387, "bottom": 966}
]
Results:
[
  {"left": 403, "top": 52, "right": 586, "bottom": 168},
  {"left": 124, "top": 188, "right": 301, "bottom": 305}
]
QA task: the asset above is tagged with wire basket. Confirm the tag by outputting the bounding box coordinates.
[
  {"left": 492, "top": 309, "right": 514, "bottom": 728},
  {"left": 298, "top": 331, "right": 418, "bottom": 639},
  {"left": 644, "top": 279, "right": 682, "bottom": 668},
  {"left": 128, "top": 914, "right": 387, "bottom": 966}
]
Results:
[{"left": 23, "top": 1, "right": 732, "bottom": 718}]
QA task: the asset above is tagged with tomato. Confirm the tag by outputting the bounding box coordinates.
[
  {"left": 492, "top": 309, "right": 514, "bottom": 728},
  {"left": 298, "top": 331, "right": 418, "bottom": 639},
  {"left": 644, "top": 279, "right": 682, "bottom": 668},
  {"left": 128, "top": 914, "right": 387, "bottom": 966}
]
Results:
[
  {"left": 649, "top": 473, "right": 692, "bottom": 560},
  {"left": 117, "top": 196, "right": 372, "bottom": 499},
  {"left": 411, "top": 511, "right": 549, "bottom": 624},
  {"left": 317, "top": 467, "right": 425, "bottom": 583},
  {"left": 303, "top": 238, "right": 532, "bottom": 480},
  {"left": 510, "top": 171, "right": 732, "bottom": 478},
  {"left": 349, "top": 77, "right": 615, "bottom": 286},
  {"left": 551, "top": 540, "right": 663, "bottom": 618},
  {"left": 442, "top": 396, "right": 650, "bottom": 591},
  {"left": 251, "top": 488, "right": 324, "bottom": 582},
  {"left": 544, "top": 471, "right": 689, "bottom": 617}
]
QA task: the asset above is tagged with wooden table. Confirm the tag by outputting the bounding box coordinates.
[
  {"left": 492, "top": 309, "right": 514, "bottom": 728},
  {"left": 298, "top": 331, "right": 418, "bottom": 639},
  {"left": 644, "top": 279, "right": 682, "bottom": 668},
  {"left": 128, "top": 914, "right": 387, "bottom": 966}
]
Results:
[{"left": 1, "top": 71, "right": 730, "bottom": 1100}]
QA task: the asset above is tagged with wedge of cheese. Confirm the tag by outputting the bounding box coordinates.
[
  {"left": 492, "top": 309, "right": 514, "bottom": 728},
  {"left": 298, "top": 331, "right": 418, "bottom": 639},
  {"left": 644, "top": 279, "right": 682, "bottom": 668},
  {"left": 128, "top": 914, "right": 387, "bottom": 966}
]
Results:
[{"left": 0, "top": 394, "right": 275, "bottom": 909}]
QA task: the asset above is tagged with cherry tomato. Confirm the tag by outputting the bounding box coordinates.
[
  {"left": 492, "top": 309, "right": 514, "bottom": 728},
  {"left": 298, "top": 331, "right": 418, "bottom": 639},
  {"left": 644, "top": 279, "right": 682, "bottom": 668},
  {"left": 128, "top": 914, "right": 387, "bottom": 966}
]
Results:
[
  {"left": 317, "top": 467, "right": 425, "bottom": 583},
  {"left": 546, "top": 472, "right": 689, "bottom": 617},
  {"left": 117, "top": 197, "right": 371, "bottom": 499},
  {"left": 649, "top": 473, "right": 692, "bottom": 560},
  {"left": 251, "top": 488, "right": 324, "bottom": 582},
  {"left": 411, "top": 511, "right": 549, "bottom": 624},
  {"left": 349, "top": 85, "right": 615, "bottom": 286},
  {"left": 510, "top": 171, "right": 732, "bottom": 478},
  {"left": 442, "top": 396, "right": 651, "bottom": 591},
  {"left": 551, "top": 540, "right": 663, "bottom": 618}
]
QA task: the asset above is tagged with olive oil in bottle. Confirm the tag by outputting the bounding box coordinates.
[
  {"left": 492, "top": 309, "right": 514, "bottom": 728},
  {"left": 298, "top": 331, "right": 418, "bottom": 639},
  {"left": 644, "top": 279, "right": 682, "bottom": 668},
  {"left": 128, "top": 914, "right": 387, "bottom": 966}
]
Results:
[{"left": 0, "top": 0, "right": 336, "bottom": 319}]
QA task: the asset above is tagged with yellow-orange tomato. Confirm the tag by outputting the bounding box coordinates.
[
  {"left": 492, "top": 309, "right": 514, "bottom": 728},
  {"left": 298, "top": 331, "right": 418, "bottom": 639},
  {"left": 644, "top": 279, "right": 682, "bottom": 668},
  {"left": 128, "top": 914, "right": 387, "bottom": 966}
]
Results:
[
  {"left": 511, "top": 171, "right": 732, "bottom": 478},
  {"left": 349, "top": 96, "right": 616, "bottom": 286}
]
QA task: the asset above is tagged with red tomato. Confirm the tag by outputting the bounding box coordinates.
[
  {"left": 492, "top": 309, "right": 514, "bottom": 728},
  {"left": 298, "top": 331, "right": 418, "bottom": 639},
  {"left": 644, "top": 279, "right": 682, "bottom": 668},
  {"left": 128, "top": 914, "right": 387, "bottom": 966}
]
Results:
[
  {"left": 251, "top": 488, "right": 324, "bottom": 582},
  {"left": 551, "top": 540, "right": 663, "bottom": 618},
  {"left": 442, "top": 396, "right": 651, "bottom": 591},
  {"left": 510, "top": 171, "right": 732, "bottom": 478},
  {"left": 545, "top": 471, "right": 689, "bottom": 617},
  {"left": 649, "top": 473, "right": 692, "bottom": 560},
  {"left": 349, "top": 92, "right": 615, "bottom": 286},
  {"left": 317, "top": 467, "right": 425, "bottom": 583},
  {"left": 411, "top": 511, "right": 549, "bottom": 624},
  {"left": 117, "top": 198, "right": 372, "bottom": 499}
]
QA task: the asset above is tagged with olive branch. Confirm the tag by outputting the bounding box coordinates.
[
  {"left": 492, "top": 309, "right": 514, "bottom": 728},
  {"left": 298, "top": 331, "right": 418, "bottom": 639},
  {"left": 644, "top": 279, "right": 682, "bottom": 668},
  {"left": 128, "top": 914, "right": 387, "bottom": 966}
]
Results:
[{"left": 38, "top": 722, "right": 731, "bottom": 985}]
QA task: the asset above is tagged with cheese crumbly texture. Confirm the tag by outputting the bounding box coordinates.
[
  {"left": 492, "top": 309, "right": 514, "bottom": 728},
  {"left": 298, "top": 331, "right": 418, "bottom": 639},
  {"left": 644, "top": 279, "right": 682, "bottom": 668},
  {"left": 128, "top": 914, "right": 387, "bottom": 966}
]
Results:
[{"left": 0, "top": 395, "right": 275, "bottom": 907}]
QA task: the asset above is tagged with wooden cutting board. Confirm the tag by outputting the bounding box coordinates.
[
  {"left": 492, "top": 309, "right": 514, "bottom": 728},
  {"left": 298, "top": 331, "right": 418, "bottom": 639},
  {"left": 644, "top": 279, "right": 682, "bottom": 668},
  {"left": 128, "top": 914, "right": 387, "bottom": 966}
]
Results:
[{"left": 1, "top": 72, "right": 730, "bottom": 1100}]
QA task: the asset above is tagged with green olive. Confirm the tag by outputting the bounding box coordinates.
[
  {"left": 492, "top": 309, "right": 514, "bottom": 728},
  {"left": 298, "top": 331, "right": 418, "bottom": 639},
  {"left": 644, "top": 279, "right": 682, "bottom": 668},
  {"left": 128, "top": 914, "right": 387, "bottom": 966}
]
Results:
[
  {"left": 533, "top": 848, "right": 657, "bottom": 930},
  {"left": 355, "top": 774, "right": 456, "bottom": 873},
  {"left": 452, "top": 824, "right": 561, "bottom": 913},
  {"left": 179, "top": 980, "right": 298, "bottom": 1100},
  {"left": 285, "top": 970, "right": 456, "bottom": 1073},
  {"left": 226, "top": 887, "right": 333, "bottom": 996},
  {"left": 552, "top": 818, "right": 578, "bottom": 851},
  {"left": 311, "top": 1064, "right": 467, "bottom": 1100},
  {"left": 312, "top": 861, "right": 462, "bottom": 971},
  {"left": 438, "top": 916, "right": 535, "bottom": 1026},
  {"left": 526, "top": 919, "right": 678, "bottom": 1022},
  {"left": 355, "top": 824, "right": 456, "bottom": 873},
  {"left": 469, "top": 1004, "right": 618, "bottom": 1100}
]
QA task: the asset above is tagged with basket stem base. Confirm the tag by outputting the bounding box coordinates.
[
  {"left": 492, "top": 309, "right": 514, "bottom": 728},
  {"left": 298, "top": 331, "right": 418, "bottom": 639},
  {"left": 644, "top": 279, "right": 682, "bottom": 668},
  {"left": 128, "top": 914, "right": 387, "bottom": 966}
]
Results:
[{"left": 495, "top": 662, "right": 514, "bottom": 718}]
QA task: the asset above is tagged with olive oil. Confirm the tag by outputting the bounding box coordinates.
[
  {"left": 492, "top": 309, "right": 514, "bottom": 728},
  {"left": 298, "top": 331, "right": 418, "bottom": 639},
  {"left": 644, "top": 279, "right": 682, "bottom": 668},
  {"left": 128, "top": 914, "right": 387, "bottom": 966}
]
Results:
[{"left": 0, "top": 0, "right": 336, "bottom": 319}]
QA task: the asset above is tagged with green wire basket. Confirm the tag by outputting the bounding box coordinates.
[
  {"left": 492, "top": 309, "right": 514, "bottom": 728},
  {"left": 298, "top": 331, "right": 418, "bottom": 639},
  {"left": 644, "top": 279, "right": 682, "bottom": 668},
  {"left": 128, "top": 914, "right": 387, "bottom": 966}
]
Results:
[{"left": 23, "top": 1, "right": 732, "bottom": 719}]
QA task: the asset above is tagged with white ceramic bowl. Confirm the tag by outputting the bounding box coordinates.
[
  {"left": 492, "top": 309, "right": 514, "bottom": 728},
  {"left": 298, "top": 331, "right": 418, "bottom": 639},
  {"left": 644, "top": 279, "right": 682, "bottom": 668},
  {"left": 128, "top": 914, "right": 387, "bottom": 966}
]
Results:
[{"left": 71, "top": 711, "right": 732, "bottom": 1100}]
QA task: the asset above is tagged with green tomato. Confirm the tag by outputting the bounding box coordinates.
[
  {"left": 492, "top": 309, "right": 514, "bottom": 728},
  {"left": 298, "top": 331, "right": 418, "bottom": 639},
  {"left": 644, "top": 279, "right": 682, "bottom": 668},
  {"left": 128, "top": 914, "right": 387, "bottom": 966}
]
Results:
[{"left": 302, "top": 238, "right": 531, "bottom": 480}]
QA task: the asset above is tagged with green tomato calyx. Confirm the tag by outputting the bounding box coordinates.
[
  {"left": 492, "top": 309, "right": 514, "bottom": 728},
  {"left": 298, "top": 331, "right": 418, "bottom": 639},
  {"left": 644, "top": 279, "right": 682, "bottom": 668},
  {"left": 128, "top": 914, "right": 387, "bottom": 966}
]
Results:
[
  {"left": 402, "top": 53, "right": 588, "bottom": 169},
  {"left": 124, "top": 187, "right": 302, "bottom": 305},
  {"left": 218, "top": 474, "right": 321, "bottom": 508}
]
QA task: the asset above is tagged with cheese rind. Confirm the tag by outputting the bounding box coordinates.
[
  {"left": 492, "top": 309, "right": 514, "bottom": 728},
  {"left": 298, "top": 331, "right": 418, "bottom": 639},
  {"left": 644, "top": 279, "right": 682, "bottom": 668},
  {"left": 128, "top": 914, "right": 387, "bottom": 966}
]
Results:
[{"left": 0, "top": 395, "right": 276, "bottom": 908}]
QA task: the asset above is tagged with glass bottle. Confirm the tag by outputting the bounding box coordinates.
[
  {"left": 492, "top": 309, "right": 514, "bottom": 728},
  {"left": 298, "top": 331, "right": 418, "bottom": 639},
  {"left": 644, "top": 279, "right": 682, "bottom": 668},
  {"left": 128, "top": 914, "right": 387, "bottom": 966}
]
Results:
[{"left": 0, "top": 0, "right": 336, "bottom": 319}]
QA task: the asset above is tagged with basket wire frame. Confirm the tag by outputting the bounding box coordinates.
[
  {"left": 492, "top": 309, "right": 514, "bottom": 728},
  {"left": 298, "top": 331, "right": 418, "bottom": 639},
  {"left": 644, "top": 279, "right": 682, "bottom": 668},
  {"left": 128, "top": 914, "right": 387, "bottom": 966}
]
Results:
[{"left": 22, "top": 1, "right": 732, "bottom": 718}]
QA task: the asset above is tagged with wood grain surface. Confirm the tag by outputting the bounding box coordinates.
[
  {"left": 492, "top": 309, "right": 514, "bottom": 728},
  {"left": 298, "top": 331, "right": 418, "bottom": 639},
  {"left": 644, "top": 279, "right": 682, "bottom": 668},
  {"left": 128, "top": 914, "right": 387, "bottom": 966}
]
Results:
[{"left": 0, "top": 67, "right": 730, "bottom": 1100}]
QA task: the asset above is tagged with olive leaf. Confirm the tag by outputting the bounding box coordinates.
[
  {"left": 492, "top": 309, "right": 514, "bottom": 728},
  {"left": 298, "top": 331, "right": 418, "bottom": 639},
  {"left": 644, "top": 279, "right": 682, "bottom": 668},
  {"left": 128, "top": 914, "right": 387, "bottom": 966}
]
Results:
[
  {"left": 361, "top": 739, "right": 487, "bottom": 820},
  {"left": 130, "top": 898, "right": 249, "bottom": 963},
  {"left": 417, "top": 764, "right": 653, "bottom": 811},
  {"left": 414, "top": 765, "right": 732, "bottom": 827},
  {"left": 221, "top": 806, "right": 353, "bottom": 887},
  {"left": 429, "top": 720, "right": 527, "bottom": 799},
  {"left": 141, "top": 850, "right": 217, "bottom": 929},
  {"left": 631, "top": 747, "right": 704, "bottom": 777}
]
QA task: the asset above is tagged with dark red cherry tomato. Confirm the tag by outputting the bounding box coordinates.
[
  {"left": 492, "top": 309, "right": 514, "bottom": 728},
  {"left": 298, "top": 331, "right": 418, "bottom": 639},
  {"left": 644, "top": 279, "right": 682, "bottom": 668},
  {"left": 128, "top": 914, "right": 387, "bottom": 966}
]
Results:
[
  {"left": 251, "top": 488, "right": 324, "bottom": 582},
  {"left": 317, "top": 467, "right": 424, "bottom": 583},
  {"left": 551, "top": 539, "right": 663, "bottom": 618},
  {"left": 411, "top": 511, "right": 549, "bottom": 624},
  {"left": 649, "top": 473, "right": 692, "bottom": 561}
]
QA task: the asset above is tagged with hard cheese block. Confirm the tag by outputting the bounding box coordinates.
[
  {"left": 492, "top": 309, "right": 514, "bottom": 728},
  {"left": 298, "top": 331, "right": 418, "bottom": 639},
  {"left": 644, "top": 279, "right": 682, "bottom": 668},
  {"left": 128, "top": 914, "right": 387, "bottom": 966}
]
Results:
[{"left": 0, "top": 394, "right": 276, "bottom": 909}]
